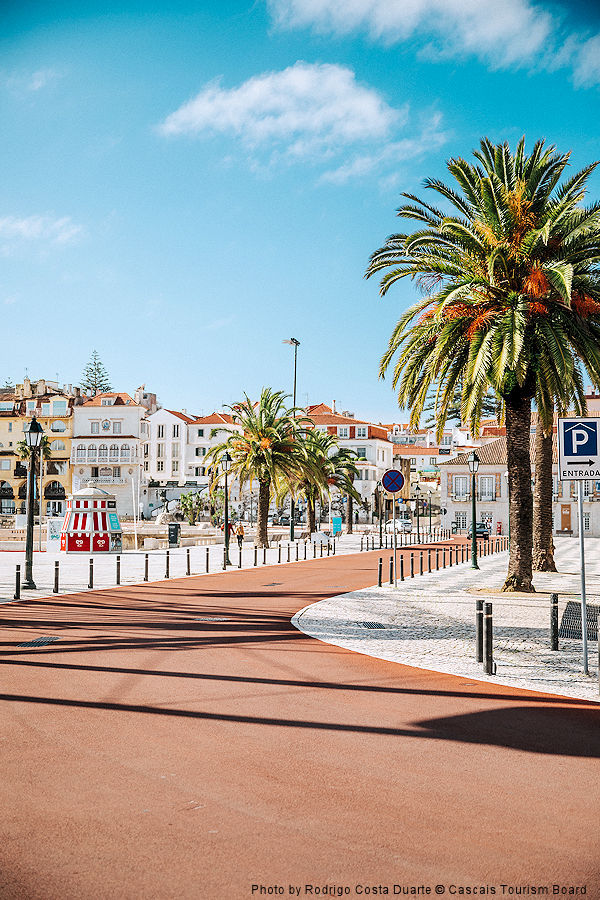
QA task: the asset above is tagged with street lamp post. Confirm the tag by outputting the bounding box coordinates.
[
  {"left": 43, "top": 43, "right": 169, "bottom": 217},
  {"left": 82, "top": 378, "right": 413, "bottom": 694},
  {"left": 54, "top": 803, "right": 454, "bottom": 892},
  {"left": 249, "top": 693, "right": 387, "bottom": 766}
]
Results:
[
  {"left": 428, "top": 489, "right": 433, "bottom": 534},
  {"left": 414, "top": 484, "right": 421, "bottom": 542},
  {"left": 374, "top": 486, "right": 383, "bottom": 546},
  {"left": 468, "top": 451, "right": 480, "bottom": 570},
  {"left": 23, "top": 416, "right": 43, "bottom": 589},
  {"left": 284, "top": 337, "right": 300, "bottom": 542},
  {"left": 222, "top": 451, "right": 232, "bottom": 566}
]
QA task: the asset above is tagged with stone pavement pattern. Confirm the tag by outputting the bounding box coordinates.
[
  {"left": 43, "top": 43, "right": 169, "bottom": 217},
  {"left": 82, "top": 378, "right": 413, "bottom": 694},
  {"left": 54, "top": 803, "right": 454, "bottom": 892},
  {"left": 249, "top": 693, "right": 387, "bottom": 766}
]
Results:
[{"left": 294, "top": 536, "right": 600, "bottom": 702}]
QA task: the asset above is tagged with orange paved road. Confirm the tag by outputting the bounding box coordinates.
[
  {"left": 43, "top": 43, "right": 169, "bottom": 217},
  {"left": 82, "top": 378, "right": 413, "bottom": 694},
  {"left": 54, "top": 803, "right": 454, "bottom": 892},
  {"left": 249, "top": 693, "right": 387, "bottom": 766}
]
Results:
[{"left": 1, "top": 550, "right": 598, "bottom": 900}]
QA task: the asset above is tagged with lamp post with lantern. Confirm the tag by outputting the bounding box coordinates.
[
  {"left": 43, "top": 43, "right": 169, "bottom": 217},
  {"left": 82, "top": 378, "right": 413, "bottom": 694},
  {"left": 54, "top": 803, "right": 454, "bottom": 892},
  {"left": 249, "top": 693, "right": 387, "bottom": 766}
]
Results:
[
  {"left": 23, "top": 416, "right": 44, "bottom": 589},
  {"left": 222, "top": 451, "right": 232, "bottom": 567},
  {"left": 414, "top": 484, "right": 421, "bottom": 542},
  {"left": 468, "top": 450, "right": 480, "bottom": 570},
  {"left": 283, "top": 337, "right": 300, "bottom": 541}
]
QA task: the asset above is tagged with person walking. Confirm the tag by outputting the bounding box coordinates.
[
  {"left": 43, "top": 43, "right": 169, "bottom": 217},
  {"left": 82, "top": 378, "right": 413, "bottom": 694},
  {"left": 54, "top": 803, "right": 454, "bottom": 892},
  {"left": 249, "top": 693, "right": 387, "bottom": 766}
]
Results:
[{"left": 235, "top": 522, "right": 244, "bottom": 551}]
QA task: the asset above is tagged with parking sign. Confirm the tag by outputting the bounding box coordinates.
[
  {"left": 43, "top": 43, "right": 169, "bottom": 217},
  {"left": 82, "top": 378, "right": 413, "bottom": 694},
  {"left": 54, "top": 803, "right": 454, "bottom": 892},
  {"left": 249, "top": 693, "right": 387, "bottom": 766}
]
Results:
[{"left": 558, "top": 417, "right": 600, "bottom": 479}]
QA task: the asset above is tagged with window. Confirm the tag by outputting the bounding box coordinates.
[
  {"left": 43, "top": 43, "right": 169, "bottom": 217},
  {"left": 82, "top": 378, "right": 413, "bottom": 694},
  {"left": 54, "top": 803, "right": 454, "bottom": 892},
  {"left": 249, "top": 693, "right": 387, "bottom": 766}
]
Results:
[
  {"left": 157, "top": 444, "right": 165, "bottom": 458},
  {"left": 172, "top": 460, "right": 179, "bottom": 475},
  {"left": 52, "top": 440, "right": 65, "bottom": 452},
  {"left": 172, "top": 443, "right": 180, "bottom": 458},
  {"left": 552, "top": 476, "right": 559, "bottom": 500},
  {"left": 47, "top": 460, "right": 67, "bottom": 475},
  {"left": 120, "top": 444, "right": 130, "bottom": 460},
  {"left": 441, "top": 435, "right": 452, "bottom": 446},
  {"left": 53, "top": 400, "right": 67, "bottom": 414},
  {"left": 454, "top": 475, "right": 468, "bottom": 499},
  {"left": 479, "top": 475, "right": 495, "bottom": 501},
  {"left": 87, "top": 446, "right": 97, "bottom": 461},
  {"left": 113, "top": 466, "right": 121, "bottom": 478},
  {"left": 338, "top": 426, "right": 349, "bottom": 438},
  {"left": 157, "top": 460, "right": 164, "bottom": 472},
  {"left": 0, "top": 402, "right": 13, "bottom": 411},
  {"left": 481, "top": 512, "right": 493, "bottom": 528},
  {"left": 583, "top": 480, "right": 592, "bottom": 497},
  {"left": 0, "top": 459, "right": 10, "bottom": 470},
  {"left": 363, "top": 469, "right": 370, "bottom": 481},
  {"left": 109, "top": 444, "right": 119, "bottom": 461},
  {"left": 356, "top": 426, "right": 367, "bottom": 438},
  {"left": 197, "top": 428, "right": 204, "bottom": 437},
  {"left": 27, "top": 401, "right": 36, "bottom": 413},
  {"left": 455, "top": 511, "right": 467, "bottom": 529},
  {"left": 51, "top": 420, "right": 66, "bottom": 432},
  {"left": 355, "top": 447, "right": 367, "bottom": 459},
  {"left": 430, "top": 457, "right": 437, "bottom": 466},
  {"left": 41, "top": 403, "right": 50, "bottom": 416},
  {"left": 157, "top": 425, "right": 165, "bottom": 438},
  {"left": 195, "top": 447, "right": 206, "bottom": 457},
  {"left": 583, "top": 512, "right": 591, "bottom": 532},
  {"left": 76, "top": 444, "right": 86, "bottom": 461},
  {"left": 99, "top": 444, "right": 108, "bottom": 461},
  {"left": 172, "top": 424, "right": 180, "bottom": 438},
  {"left": 410, "top": 457, "right": 416, "bottom": 467},
  {"left": 101, "top": 398, "right": 113, "bottom": 406},
  {"left": 112, "top": 421, "right": 121, "bottom": 434},
  {"left": 144, "top": 461, "right": 149, "bottom": 472},
  {"left": 91, "top": 422, "right": 100, "bottom": 434},
  {"left": 8, "top": 422, "right": 12, "bottom": 432}
]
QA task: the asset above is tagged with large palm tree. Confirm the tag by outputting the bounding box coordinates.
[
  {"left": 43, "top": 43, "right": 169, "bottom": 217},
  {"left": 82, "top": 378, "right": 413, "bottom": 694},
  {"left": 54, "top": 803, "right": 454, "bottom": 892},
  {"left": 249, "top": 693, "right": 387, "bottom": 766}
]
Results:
[
  {"left": 367, "top": 137, "right": 600, "bottom": 591},
  {"left": 296, "top": 430, "right": 361, "bottom": 534},
  {"left": 206, "top": 388, "right": 312, "bottom": 547}
]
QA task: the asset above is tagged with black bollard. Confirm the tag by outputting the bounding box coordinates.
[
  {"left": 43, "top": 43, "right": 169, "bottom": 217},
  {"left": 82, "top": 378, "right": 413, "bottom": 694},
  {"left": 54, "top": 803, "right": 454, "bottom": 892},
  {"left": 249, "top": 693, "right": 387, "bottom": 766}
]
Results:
[
  {"left": 320, "top": 542, "right": 323, "bottom": 558},
  {"left": 278, "top": 544, "right": 281, "bottom": 564},
  {"left": 206, "top": 546, "right": 210, "bottom": 573},
  {"left": 263, "top": 547, "right": 267, "bottom": 565},
  {"left": 304, "top": 541, "right": 307, "bottom": 560},
  {"left": 389, "top": 557, "right": 393, "bottom": 585},
  {"left": 484, "top": 602, "right": 495, "bottom": 674},
  {"left": 144, "top": 553, "right": 149, "bottom": 582},
  {"left": 187, "top": 548, "right": 191, "bottom": 576},
  {"left": 449, "top": 546, "right": 453, "bottom": 567},
  {"left": 296, "top": 542, "right": 299, "bottom": 561},
  {"left": 53, "top": 560, "right": 59, "bottom": 594},
  {"left": 116, "top": 554, "right": 121, "bottom": 585},
  {"left": 14, "top": 564, "right": 20, "bottom": 600},
  {"left": 238, "top": 546, "right": 242, "bottom": 568},
  {"left": 327, "top": 542, "right": 330, "bottom": 556},
  {"left": 399, "top": 556, "right": 404, "bottom": 582},
  {"left": 287, "top": 543, "right": 291, "bottom": 563},
  {"left": 427, "top": 549, "right": 431, "bottom": 573},
  {"left": 88, "top": 557, "right": 94, "bottom": 589},
  {"left": 455, "top": 546, "right": 459, "bottom": 565},
  {"left": 443, "top": 549, "right": 446, "bottom": 568},
  {"left": 419, "top": 552, "right": 423, "bottom": 576},
  {"left": 254, "top": 546, "right": 258, "bottom": 567},
  {"left": 332, "top": 540, "right": 336, "bottom": 556},
  {"left": 378, "top": 557, "right": 383, "bottom": 587},
  {"left": 361, "top": 536, "right": 364, "bottom": 552},
  {"left": 410, "top": 553, "right": 414, "bottom": 578},
  {"left": 166, "top": 550, "right": 170, "bottom": 579},
  {"left": 435, "top": 548, "right": 439, "bottom": 571},
  {"left": 550, "top": 593, "right": 559, "bottom": 651},
  {"left": 476, "top": 599, "right": 484, "bottom": 662},
  {"left": 313, "top": 542, "right": 316, "bottom": 558}
]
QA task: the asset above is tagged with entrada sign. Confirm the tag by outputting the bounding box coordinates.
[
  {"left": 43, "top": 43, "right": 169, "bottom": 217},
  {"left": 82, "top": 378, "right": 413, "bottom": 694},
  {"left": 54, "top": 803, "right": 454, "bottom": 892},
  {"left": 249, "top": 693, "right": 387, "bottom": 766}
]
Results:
[{"left": 558, "top": 417, "right": 600, "bottom": 480}]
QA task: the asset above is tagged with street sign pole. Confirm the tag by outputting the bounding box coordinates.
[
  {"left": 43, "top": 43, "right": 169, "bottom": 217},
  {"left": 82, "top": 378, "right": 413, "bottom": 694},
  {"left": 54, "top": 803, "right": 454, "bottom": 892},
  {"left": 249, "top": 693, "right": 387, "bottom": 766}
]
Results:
[
  {"left": 577, "top": 481, "right": 589, "bottom": 675},
  {"left": 393, "top": 494, "right": 397, "bottom": 588}
]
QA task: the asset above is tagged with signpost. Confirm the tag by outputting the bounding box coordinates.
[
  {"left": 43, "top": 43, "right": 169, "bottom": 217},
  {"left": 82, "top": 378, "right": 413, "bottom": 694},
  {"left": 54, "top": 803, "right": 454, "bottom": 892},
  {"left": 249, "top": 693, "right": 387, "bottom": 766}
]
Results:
[
  {"left": 557, "top": 417, "right": 598, "bottom": 674},
  {"left": 381, "top": 469, "right": 405, "bottom": 588}
]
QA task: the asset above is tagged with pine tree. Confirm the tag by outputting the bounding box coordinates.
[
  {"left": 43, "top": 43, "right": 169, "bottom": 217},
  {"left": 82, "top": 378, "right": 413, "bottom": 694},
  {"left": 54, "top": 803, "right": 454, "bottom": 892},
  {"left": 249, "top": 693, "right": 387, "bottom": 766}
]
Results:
[{"left": 80, "top": 351, "right": 112, "bottom": 395}]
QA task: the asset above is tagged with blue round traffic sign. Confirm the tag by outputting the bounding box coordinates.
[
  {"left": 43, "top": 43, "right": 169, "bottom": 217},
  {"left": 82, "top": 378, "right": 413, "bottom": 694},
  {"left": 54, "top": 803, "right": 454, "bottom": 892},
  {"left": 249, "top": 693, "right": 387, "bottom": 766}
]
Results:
[{"left": 381, "top": 469, "right": 405, "bottom": 493}]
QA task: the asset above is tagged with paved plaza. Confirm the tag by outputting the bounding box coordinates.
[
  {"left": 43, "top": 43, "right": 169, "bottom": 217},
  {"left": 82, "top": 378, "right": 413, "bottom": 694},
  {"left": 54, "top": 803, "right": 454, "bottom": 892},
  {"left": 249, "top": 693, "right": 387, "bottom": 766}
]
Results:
[{"left": 294, "top": 536, "right": 600, "bottom": 703}]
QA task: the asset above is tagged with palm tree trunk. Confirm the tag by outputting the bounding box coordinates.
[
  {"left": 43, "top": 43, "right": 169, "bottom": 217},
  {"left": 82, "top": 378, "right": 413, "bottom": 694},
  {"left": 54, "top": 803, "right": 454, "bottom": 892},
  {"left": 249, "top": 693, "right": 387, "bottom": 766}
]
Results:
[
  {"left": 533, "top": 424, "right": 557, "bottom": 572},
  {"left": 503, "top": 389, "right": 535, "bottom": 592},
  {"left": 346, "top": 492, "right": 353, "bottom": 534},
  {"left": 257, "top": 479, "right": 270, "bottom": 548},
  {"left": 306, "top": 488, "right": 316, "bottom": 534}
]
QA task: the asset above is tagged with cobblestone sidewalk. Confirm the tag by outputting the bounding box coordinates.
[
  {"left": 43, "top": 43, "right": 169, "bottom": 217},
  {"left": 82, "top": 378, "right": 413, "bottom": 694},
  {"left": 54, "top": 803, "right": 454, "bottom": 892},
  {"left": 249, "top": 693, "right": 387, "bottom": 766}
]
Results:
[{"left": 293, "top": 537, "right": 600, "bottom": 703}]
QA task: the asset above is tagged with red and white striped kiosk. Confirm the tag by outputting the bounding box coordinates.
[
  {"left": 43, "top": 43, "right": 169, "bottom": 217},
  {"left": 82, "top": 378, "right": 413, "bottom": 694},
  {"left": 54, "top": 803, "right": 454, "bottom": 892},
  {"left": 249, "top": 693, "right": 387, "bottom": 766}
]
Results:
[{"left": 60, "top": 487, "right": 123, "bottom": 553}]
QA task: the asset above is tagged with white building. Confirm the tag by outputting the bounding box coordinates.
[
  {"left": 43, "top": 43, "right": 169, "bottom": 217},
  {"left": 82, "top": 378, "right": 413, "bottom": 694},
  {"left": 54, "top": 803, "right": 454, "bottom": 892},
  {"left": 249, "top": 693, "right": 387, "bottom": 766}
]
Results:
[
  {"left": 72, "top": 392, "right": 147, "bottom": 517},
  {"left": 306, "top": 404, "right": 394, "bottom": 521},
  {"left": 440, "top": 433, "right": 600, "bottom": 537}
]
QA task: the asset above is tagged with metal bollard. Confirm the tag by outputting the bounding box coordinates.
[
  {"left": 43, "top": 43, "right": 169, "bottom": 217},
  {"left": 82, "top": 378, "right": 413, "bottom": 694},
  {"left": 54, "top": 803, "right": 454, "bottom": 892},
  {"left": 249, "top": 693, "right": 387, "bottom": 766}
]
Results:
[
  {"left": 449, "top": 546, "right": 453, "bottom": 567},
  {"left": 389, "top": 557, "right": 393, "bottom": 585},
  {"left": 278, "top": 544, "right": 281, "bottom": 564},
  {"left": 14, "top": 564, "right": 20, "bottom": 600},
  {"left": 296, "top": 542, "right": 299, "bottom": 561},
  {"left": 400, "top": 556, "right": 404, "bottom": 581},
  {"left": 550, "top": 593, "right": 559, "bottom": 651},
  {"left": 443, "top": 549, "right": 446, "bottom": 568},
  {"left": 435, "top": 548, "right": 439, "bottom": 570},
  {"left": 378, "top": 557, "right": 383, "bottom": 587},
  {"left": 223, "top": 547, "right": 227, "bottom": 570},
  {"left": 206, "top": 547, "right": 210, "bottom": 573},
  {"left": 238, "top": 546, "right": 242, "bottom": 568},
  {"left": 53, "top": 560, "right": 59, "bottom": 593},
  {"left": 166, "top": 550, "right": 170, "bottom": 579},
  {"left": 313, "top": 542, "right": 316, "bottom": 558},
  {"left": 320, "top": 542, "right": 323, "bottom": 558},
  {"left": 476, "top": 599, "right": 484, "bottom": 662},
  {"left": 304, "top": 541, "right": 307, "bottom": 560},
  {"left": 410, "top": 552, "right": 414, "bottom": 578},
  {"left": 427, "top": 549, "right": 431, "bottom": 573},
  {"left": 144, "top": 553, "right": 149, "bottom": 582},
  {"left": 419, "top": 552, "right": 423, "bottom": 576},
  {"left": 361, "top": 536, "right": 364, "bottom": 552},
  {"left": 88, "top": 557, "right": 94, "bottom": 589},
  {"left": 263, "top": 547, "right": 267, "bottom": 565},
  {"left": 116, "top": 554, "right": 121, "bottom": 585},
  {"left": 332, "top": 540, "right": 336, "bottom": 556},
  {"left": 484, "top": 602, "right": 495, "bottom": 674},
  {"left": 287, "top": 543, "right": 291, "bottom": 563},
  {"left": 461, "top": 544, "right": 465, "bottom": 563},
  {"left": 455, "top": 546, "right": 459, "bottom": 565},
  {"left": 327, "top": 542, "right": 330, "bottom": 557},
  {"left": 254, "top": 546, "right": 258, "bottom": 567},
  {"left": 187, "top": 548, "right": 191, "bottom": 576}
]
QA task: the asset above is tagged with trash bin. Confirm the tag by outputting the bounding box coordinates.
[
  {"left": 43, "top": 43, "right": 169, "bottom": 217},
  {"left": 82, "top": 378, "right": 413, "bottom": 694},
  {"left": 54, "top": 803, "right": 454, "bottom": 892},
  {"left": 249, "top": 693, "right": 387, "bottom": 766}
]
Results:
[{"left": 168, "top": 523, "right": 181, "bottom": 548}]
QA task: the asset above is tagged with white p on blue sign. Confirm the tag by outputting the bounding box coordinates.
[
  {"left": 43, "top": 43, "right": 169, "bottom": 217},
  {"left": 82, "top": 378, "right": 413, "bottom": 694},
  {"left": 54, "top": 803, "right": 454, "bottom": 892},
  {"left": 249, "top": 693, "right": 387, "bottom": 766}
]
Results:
[{"left": 558, "top": 417, "right": 600, "bottom": 479}]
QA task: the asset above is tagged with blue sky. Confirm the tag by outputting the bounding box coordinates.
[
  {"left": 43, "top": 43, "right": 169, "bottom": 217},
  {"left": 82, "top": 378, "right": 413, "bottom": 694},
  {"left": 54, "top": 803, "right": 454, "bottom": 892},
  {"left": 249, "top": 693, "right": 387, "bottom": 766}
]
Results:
[{"left": 2, "top": 0, "right": 600, "bottom": 422}]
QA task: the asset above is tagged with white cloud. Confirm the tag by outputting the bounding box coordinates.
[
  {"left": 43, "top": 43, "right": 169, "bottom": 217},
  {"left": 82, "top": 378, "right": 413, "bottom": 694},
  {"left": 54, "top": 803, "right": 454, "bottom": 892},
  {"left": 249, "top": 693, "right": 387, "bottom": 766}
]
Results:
[
  {"left": 267, "top": 0, "right": 554, "bottom": 69},
  {"left": 159, "top": 61, "right": 439, "bottom": 182},
  {"left": 0, "top": 215, "right": 82, "bottom": 246},
  {"left": 267, "top": 0, "right": 600, "bottom": 87},
  {"left": 4, "top": 68, "right": 63, "bottom": 93},
  {"left": 159, "top": 61, "right": 400, "bottom": 155}
]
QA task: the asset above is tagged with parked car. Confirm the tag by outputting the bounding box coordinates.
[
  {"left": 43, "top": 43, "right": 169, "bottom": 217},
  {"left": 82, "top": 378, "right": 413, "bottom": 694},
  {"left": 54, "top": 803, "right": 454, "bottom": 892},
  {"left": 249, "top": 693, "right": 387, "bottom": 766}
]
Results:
[
  {"left": 385, "top": 517, "right": 412, "bottom": 533},
  {"left": 467, "top": 522, "right": 490, "bottom": 539}
]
